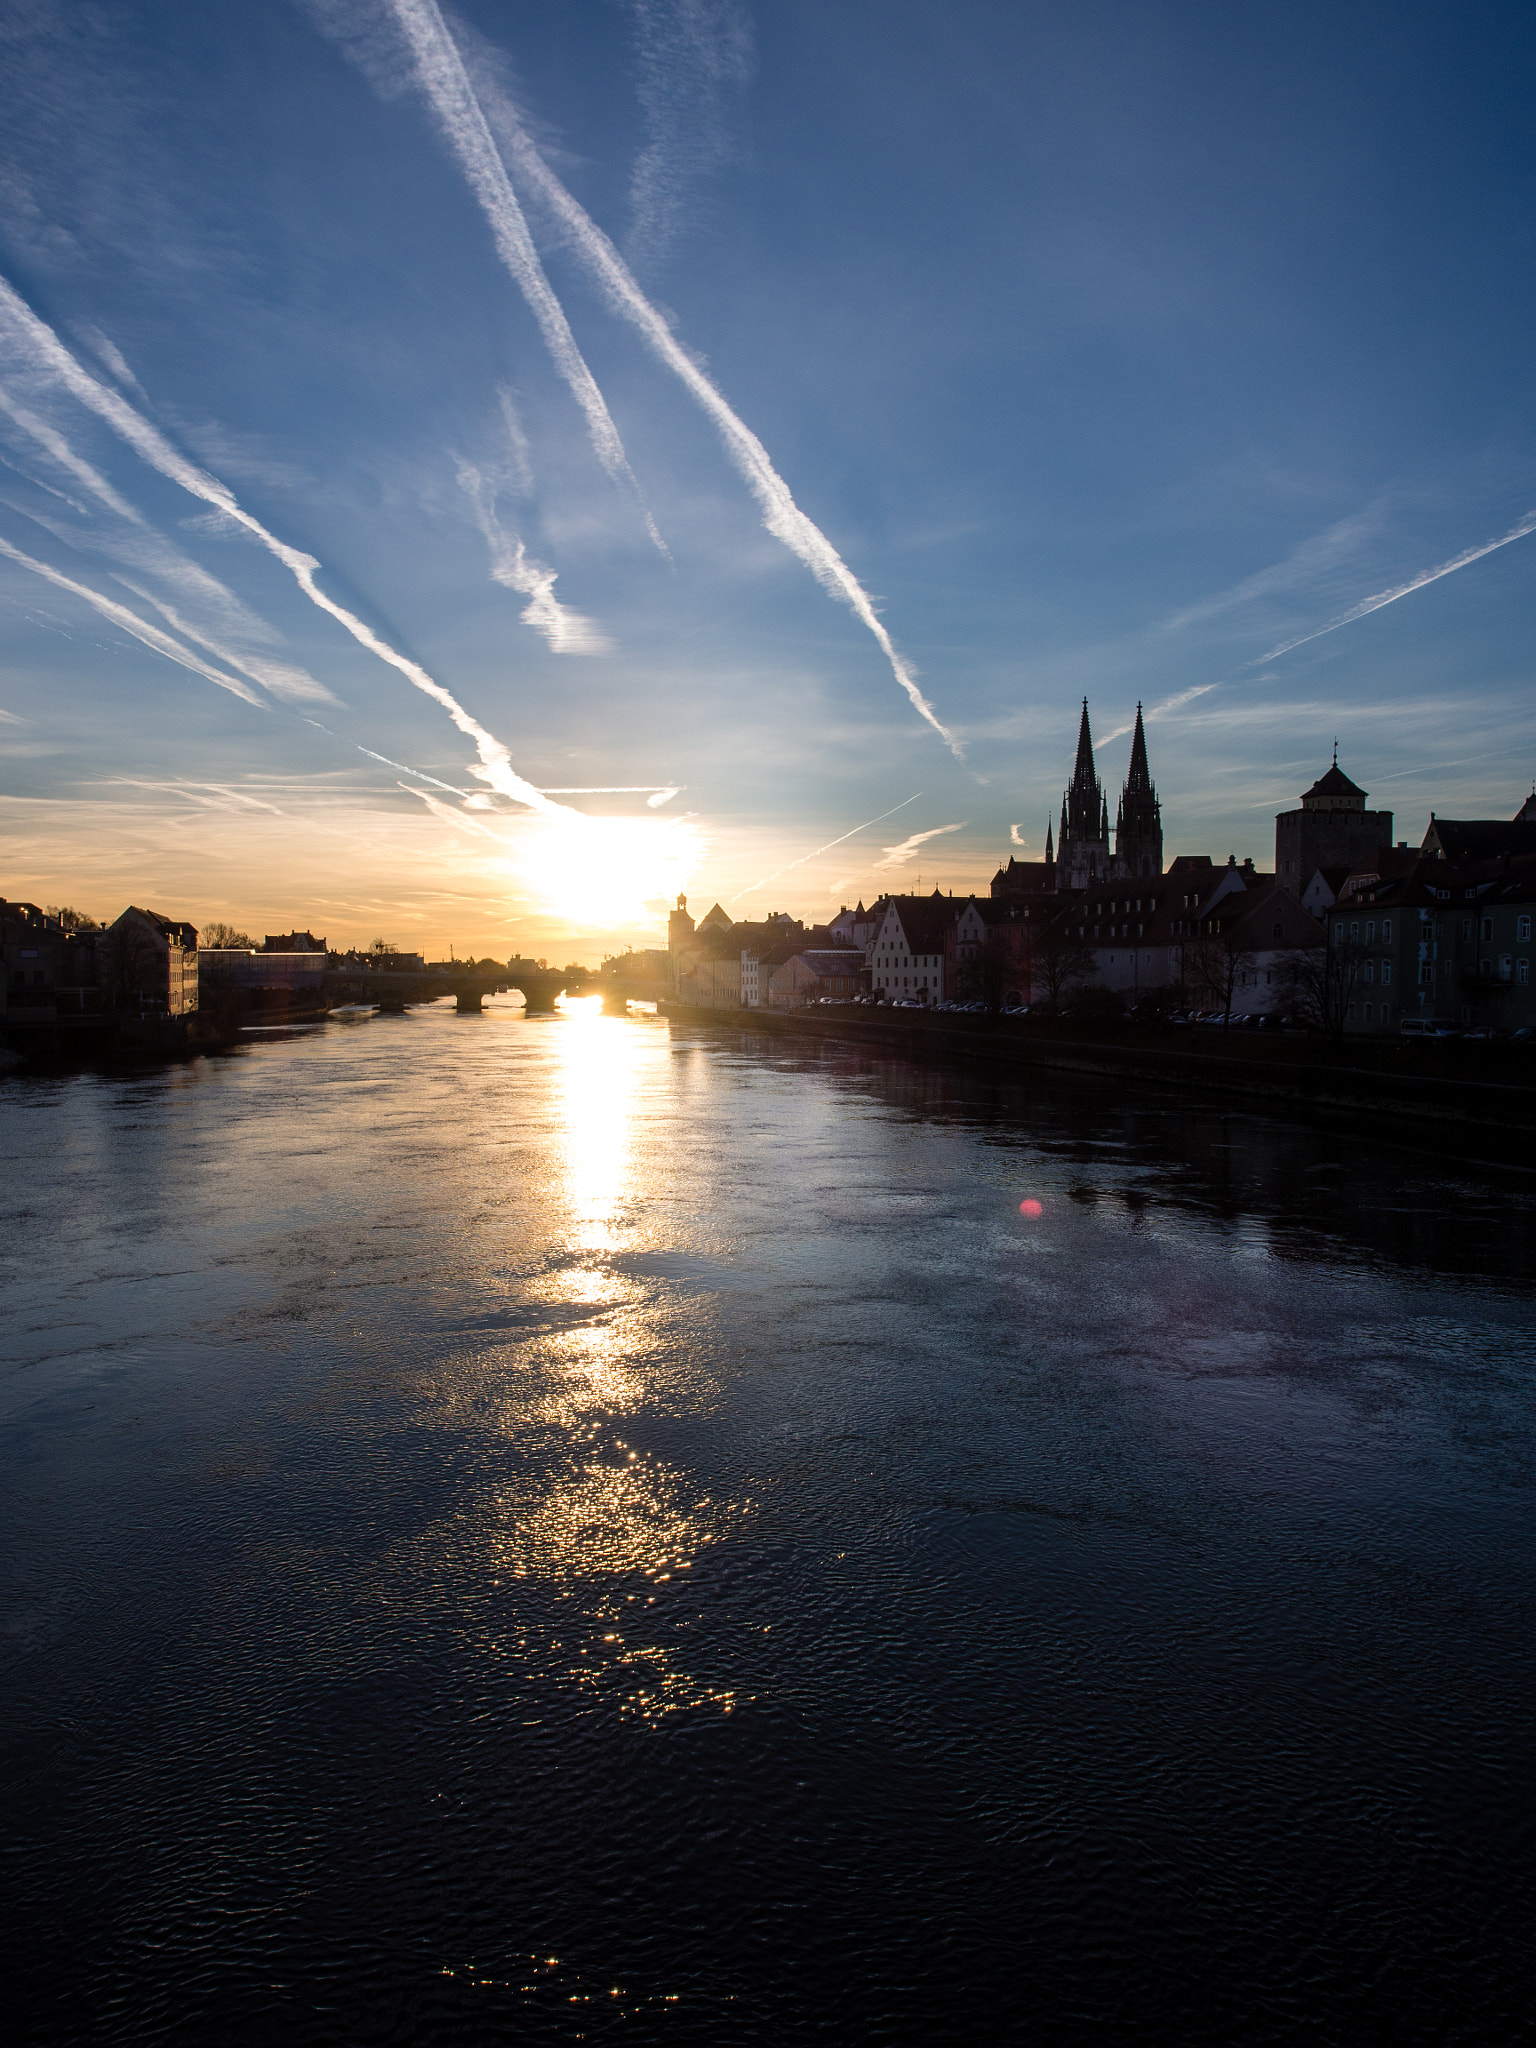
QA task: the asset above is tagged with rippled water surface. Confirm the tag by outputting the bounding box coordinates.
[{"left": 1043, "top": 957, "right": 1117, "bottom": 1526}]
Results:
[{"left": 3, "top": 1004, "right": 1535, "bottom": 2044}]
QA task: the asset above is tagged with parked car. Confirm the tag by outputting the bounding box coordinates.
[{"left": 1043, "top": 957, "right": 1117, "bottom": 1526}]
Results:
[{"left": 1399, "top": 1018, "right": 1460, "bottom": 1038}]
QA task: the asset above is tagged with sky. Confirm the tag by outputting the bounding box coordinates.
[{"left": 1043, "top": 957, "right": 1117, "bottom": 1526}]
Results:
[{"left": 1, "top": 0, "right": 1534, "bottom": 961}]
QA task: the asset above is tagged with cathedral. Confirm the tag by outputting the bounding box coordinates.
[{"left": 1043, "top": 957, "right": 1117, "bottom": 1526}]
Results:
[{"left": 992, "top": 698, "right": 1163, "bottom": 897}]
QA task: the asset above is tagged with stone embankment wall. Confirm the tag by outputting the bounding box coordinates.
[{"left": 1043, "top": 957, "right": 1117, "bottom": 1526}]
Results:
[{"left": 662, "top": 1004, "right": 1536, "bottom": 1141}]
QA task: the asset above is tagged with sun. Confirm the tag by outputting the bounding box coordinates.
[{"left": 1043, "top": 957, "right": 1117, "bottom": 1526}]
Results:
[{"left": 516, "top": 811, "right": 703, "bottom": 929}]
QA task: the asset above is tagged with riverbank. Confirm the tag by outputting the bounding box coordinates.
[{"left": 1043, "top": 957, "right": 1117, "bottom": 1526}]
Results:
[{"left": 662, "top": 1001, "right": 1536, "bottom": 1141}]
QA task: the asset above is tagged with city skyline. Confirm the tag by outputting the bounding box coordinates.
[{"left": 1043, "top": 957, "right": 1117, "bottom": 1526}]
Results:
[{"left": 2, "top": 0, "right": 1535, "bottom": 961}]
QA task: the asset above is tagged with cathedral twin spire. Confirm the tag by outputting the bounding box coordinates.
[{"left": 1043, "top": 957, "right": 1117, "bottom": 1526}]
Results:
[{"left": 1050, "top": 698, "right": 1163, "bottom": 885}]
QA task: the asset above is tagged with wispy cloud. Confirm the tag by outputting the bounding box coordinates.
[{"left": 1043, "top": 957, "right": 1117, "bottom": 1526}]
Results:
[
  {"left": 404, "top": 19, "right": 960, "bottom": 756},
  {"left": 1098, "top": 682, "right": 1220, "bottom": 745},
  {"left": 1258, "top": 510, "right": 1536, "bottom": 661},
  {"left": 379, "top": 0, "right": 667, "bottom": 555},
  {"left": 0, "top": 534, "right": 266, "bottom": 704},
  {"left": 454, "top": 456, "right": 612, "bottom": 653},
  {"left": 625, "top": 0, "right": 754, "bottom": 269},
  {"left": 872, "top": 821, "right": 965, "bottom": 872},
  {"left": 0, "top": 273, "right": 570, "bottom": 815},
  {"left": 732, "top": 793, "right": 922, "bottom": 900},
  {"left": 1162, "top": 509, "right": 1383, "bottom": 631},
  {"left": 0, "top": 382, "right": 141, "bottom": 520}
]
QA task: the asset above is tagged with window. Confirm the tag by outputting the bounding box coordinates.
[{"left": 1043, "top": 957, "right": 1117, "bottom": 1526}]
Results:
[
  {"left": 1382, "top": 919, "right": 1391, "bottom": 942},
  {"left": 1364, "top": 961, "right": 1374, "bottom": 983},
  {"left": 1366, "top": 920, "right": 1375, "bottom": 942},
  {"left": 1482, "top": 917, "right": 1494, "bottom": 942},
  {"left": 1462, "top": 919, "right": 1472, "bottom": 941},
  {"left": 1520, "top": 916, "right": 1533, "bottom": 943},
  {"left": 1419, "top": 964, "right": 1433, "bottom": 984},
  {"left": 1349, "top": 921, "right": 1360, "bottom": 941},
  {"left": 1500, "top": 954, "right": 1512, "bottom": 981},
  {"left": 1381, "top": 962, "right": 1391, "bottom": 986},
  {"left": 1334, "top": 922, "right": 1344, "bottom": 943},
  {"left": 1272, "top": 922, "right": 1283, "bottom": 940},
  {"left": 1364, "top": 1002, "right": 1373, "bottom": 1022},
  {"left": 1520, "top": 959, "right": 1530, "bottom": 986}
]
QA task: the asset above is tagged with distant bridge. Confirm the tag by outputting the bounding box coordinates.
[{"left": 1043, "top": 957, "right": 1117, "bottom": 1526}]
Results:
[{"left": 323, "top": 966, "right": 593, "bottom": 1015}]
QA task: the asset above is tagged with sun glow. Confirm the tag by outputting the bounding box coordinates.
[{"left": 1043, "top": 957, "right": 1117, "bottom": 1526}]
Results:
[{"left": 517, "top": 811, "right": 702, "bottom": 928}]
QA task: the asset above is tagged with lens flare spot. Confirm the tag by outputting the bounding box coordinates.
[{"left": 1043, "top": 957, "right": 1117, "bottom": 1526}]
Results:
[{"left": 1019, "top": 1198, "right": 1044, "bottom": 1218}]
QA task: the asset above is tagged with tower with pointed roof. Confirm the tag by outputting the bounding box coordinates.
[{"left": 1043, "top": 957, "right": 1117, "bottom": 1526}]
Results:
[
  {"left": 1274, "top": 756, "right": 1393, "bottom": 895},
  {"left": 1057, "top": 698, "right": 1111, "bottom": 889},
  {"left": 1113, "top": 703, "right": 1163, "bottom": 878}
]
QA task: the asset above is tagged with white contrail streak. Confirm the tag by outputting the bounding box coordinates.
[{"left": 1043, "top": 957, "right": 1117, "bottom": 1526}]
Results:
[
  {"left": 1258, "top": 511, "right": 1536, "bottom": 662},
  {"left": 0, "top": 274, "right": 571, "bottom": 816},
  {"left": 0, "top": 534, "right": 265, "bottom": 704},
  {"left": 114, "top": 578, "right": 341, "bottom": 705},
  {"left": 1098, "top": 683, "right": 1220, "bottom": 744},
  {"left": 454, "top": 457, "right": 612, "bottom": 652},
  {"left": 383, "top": 0, "right": 666, "bottom": 555},
  {"left": 0, "top": 383, "right": 142, "bottom": 520},
  {"left": 873, "top": 821, "right": 965, "bottom": 872},
  {"left": 387, "top": 7, "right": 955, "bottom": 754},
  {"left": 731, "top": 793, "right": 921, "bottom": 900}
]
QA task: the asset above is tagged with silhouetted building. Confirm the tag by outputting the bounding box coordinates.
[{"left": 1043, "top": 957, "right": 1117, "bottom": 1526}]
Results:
[
  {"left": 1113, "top": 703, "right": 1163, "bottom": 878},
  {"left": 1274, "top": 755, "right": 1392, "bottom": 892},
  {"left": 103, "top": 907, "right": 198, "bottom": 1016},
  {"left": 1058, "top": 699, "right": 1111, "bottom": 889},
  {"left": 262, "top": 930, "right": 326, "bottom": 953}
]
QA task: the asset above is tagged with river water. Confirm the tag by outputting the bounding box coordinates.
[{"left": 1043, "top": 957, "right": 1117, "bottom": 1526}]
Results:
[{"left": 3, "top": 1002, "right": 1534, "bottom": 2044}]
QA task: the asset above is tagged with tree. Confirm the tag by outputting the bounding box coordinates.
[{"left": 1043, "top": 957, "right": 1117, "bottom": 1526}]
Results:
[
  {"left": 1029, "top": 916, "right": 1098, "bottom": 1013},
  {"left": 1182, "top": 917, "right": 1260, "bottom": 1031},
  {"left": 202, "top": 920, "right": 255, "bottom": 949},
  {"left": 369, "top": 937, "right": 394, "bottom": 955},
  {"left": 1281, "top": 938, "right": 1361, "bottom": 1040},
  {"left": 45, "top": 905, "right": 99, "bottom": 932}
]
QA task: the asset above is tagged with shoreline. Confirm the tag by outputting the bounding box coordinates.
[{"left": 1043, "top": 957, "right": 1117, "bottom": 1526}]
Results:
[{"left": 661, "top": 1001, "right": 1536, "bottom": 1142}]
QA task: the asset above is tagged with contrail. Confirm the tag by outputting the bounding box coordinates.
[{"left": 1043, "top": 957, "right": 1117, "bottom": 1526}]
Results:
[
  {"left": 0, "top": 274, "right": 571, "bottom": 816},
  {"left": 0, "top": 382, "right": 141, "bottom": 521},
  {"left": 1098, "top": 682, "right": 1220, "bottom": 744},
  {"left": 731, "top": 792, "right": 921, "bottom": 900},
  {"left": 1258, "top": 511, "right": 1536, "bottom": 662},
  {"left": 873, "top": 821, "right": 965, "bottom": 872},
  {"left": 386, "top": 7, "right": 957, "bottom": 755},
  {"left": 0, "top": 535, "right": 268, "bottom": 703},
  {"left": 382, "top": 0, "right": 667, "bottom": 556},
  {"left": 454, "top": 456, "right": 612, "bottom": 652}
]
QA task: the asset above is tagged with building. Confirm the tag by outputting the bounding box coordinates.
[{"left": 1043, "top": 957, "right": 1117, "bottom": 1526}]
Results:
[
  {"left": 1420, "top": 798, "right": 1536, "bottom": 866},
  {"left": 760, "top": 946, "right": 866, "bottom": 1006},
  {"left": 1113, "top": 704, "right": 1163, "bottom": 878},
  {"left": 828, "top": 901, "right": 884, "bottom": 947},
  {"left": 1056, "top": 699, "right": 1112, "bottom": 889},
  {"left": 868, "top": 893, "right": 951, "bottom": 1004},
  {"left": 102, "top": 907, "right": 198, "bottom": 1016},
  {"left": 945, "top": 897, "right": 1034, "bottom": 1005},
  {"left": 262, "top": 930, "right": 327, "bottom": 953},
  {"left": 1, "top": 901, "right": 101, "bottom": 1022},
  {"left": 1339, "top": 854, "right": 1536, "bottom": 1032},
  {"left": 1274, "top": 755, "right": 1393, "bottom": 893}
]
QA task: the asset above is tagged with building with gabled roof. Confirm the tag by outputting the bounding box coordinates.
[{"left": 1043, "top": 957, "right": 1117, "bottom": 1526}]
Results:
[{"left": 868, "top": 891, "right": 952, "bottom": 1005}]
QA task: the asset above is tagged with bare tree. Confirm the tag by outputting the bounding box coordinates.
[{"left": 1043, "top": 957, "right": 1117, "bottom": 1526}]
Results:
[
  {"left": 1281, "top": 938, "right": 1362, "bottom": 1039},
  {"left": 202, "top": 920, "right": 256, "bottom": 949},
  {"left": 1030, "top": 917, "right": 1098, "bottom": 1014},
  {"left": 1182, "top": 920, "right": 1260, "bottom": 1032}
]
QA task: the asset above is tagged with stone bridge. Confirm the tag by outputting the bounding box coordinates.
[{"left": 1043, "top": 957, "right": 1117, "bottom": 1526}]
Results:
[{"left": 323, "top": 967, "right": 594, "bottom": 1015}]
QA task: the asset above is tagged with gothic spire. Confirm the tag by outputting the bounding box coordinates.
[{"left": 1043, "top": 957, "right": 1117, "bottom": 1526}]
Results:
[
  {"left": 1125, "top": 702, "right": 1152, "bottom": 794},
  {"left": 1070, "top": 697, "right": 1097, "bottom": 799},
  {"left": 1045, "top": 818, "right": 1054, "bottom": 865}
]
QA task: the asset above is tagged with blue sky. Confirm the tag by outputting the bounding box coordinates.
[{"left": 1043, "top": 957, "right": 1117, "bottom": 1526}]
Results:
[{"left": 1, "top": 0, "right": 1533, "bottom": 957}]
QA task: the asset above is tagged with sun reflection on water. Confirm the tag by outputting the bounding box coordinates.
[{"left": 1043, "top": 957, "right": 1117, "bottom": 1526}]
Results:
[{"left": 495, "top": 1011, "right": 743, "bottom": 1720}]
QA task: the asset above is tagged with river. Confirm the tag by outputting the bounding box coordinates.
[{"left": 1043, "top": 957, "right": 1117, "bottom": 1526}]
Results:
[{"left": 3, "top": 1001, "right": 1534, "bottom": 2043}]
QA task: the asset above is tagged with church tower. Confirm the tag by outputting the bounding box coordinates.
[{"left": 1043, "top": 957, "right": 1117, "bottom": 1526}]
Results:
[
  {"left": 1058, "top": 699, "right": 1111, "bottom": 888},
  {"left": 1113, "top": 703, "right": 1163, "bottom": 878}
]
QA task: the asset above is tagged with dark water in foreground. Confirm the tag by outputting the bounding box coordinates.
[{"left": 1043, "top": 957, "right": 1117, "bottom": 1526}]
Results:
[{"left": 3, "top": 1004, "right": 1534, "bottom": 2045}]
